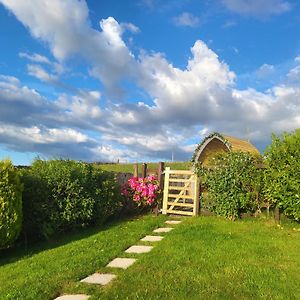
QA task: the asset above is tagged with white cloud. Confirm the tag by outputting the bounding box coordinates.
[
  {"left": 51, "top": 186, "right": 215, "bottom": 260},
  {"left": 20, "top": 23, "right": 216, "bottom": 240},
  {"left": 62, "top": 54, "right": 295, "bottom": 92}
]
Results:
[
  {"left": 27, "top": 64, "right": 58, "bottom": 82},
  {"left": 173, "top": 12, "right": 200, "bottom": 27},
  {"left": 19, "top": 52, "right": 51, "bottom": 64},
  {"left": 222, "top": 0, "right": 291, "bottom": 18},
  {"left": 256, "top": 64, "right": 275, "bottom": 78},
  {"left": 287, "top": 66, "right": 300, "bottom": 82},
  {"left": 295, "top": 55, "right": 300, "bottom": 63},
  {"left": 121, "top": 22, "right": 140, "bottom": 33},
  {"left": 1, "top": 0, "right": 300, "bottom": 162},
  {"left": 0, "top": 0, "right": 135, "bottom": 97}
]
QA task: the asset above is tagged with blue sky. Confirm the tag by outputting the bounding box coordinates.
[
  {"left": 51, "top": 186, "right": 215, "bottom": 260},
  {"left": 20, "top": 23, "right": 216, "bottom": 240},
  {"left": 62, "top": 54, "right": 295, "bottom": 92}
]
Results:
[{"left": 0, "top": 0, "right": 300, "bottom": 165}]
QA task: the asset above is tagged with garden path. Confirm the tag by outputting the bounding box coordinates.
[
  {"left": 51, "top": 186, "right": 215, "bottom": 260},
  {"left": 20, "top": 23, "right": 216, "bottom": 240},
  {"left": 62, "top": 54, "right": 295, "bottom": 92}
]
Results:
[{"left": 54, "top": 219, "right": 182, "bottom": 299}]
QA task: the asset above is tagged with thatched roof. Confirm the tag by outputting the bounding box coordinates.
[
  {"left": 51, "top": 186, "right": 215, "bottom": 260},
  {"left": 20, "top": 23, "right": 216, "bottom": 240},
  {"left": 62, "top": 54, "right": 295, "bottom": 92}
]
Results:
[{"left": 192, "top": 132, "right": 260, "bottom": 165}]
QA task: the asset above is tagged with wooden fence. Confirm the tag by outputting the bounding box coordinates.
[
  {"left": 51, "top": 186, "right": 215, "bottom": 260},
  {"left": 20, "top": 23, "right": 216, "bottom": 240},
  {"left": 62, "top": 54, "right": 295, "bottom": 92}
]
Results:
[{"left": 162, "top": 167, "right": 200, "bottom": 216}]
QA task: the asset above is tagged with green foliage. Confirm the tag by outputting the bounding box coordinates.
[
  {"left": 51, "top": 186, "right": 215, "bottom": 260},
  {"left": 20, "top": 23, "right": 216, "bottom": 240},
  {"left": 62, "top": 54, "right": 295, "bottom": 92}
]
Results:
[
  {"left": 196, "top": 152, "right": 264, "bottom": 220},
  {"left": 0, "top": 159, "right": 23, "bottom": 249},
  {"left": 264, "top": 130, "right": 300, "bottom": 221},
  {"left": 21, "top": 159, "right": 122, "bottom": 240}
]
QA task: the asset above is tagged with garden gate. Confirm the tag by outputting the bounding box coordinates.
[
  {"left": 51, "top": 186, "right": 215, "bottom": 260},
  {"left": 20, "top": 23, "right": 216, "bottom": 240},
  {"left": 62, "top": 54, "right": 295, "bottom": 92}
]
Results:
[{"left": 162, "top": 167, "right": 200, "bottom": 216}]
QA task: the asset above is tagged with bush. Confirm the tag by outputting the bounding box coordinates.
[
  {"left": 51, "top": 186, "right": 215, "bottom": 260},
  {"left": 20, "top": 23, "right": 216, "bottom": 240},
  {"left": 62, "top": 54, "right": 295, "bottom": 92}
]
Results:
[
  {"left": 264, "top": 130, "right": 300, "bottom": 221},
  {"left": 21, "top": 159, "right": 122, "bottom": 240},
  {"left": 0, "top": 159, "right": 23, "bottom": 249},
  {"left": 196, "top": 152, "right": 264, "bottom": 220}
]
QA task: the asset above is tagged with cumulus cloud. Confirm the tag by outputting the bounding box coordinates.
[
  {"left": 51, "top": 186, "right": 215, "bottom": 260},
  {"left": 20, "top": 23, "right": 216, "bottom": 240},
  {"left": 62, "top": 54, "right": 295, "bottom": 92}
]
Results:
[
  {"left": 173, "top": 12, "right": 200, "bottom": 27},
  {"left": 222, "top": 0, "right": 291, "bottom": 18},
  {"left": 0, "top": 0, "right": 136, "bottom": 97},
  {"left": 1, "top": 0, "right": 300, "bottom": 163}
]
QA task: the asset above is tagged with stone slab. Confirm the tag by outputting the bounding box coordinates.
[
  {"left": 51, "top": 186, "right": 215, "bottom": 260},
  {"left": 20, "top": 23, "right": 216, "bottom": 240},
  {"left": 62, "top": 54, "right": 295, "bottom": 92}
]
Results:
[
  {"left": 165, "top": 220, "right": 182, "bottom": 225},
  {"left": 153, "top": 227, "right": 174, "bottom": 233},
  {"left": 140, "top": 235, "right": 164, "bottom": 242},
  {"left": 80, "top": 273, "right": 116, "bottom": 285},
  {"left": 125, "top": 245, "right": 153, "bottom": 253},
  {"left": 106, "top": 257, "right": 136, "bottom": 269},
  {"left": 54, "top": 295, "right": 90, "bottom": 300}
]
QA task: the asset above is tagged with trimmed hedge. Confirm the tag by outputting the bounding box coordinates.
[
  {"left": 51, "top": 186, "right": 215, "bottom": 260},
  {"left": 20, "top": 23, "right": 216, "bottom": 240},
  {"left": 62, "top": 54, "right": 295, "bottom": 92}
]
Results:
[
  {"left": 20, "top": 159, "right": 122, "bottom": 241},
  {"left": 196, "top": 152, "right": 264, "bottom": 220},
  {"left": 0, "top": 159, "right": 23, "bottom": 249},
  {"left": 264, "top": 130, "right": 300, "bottom": 221}
]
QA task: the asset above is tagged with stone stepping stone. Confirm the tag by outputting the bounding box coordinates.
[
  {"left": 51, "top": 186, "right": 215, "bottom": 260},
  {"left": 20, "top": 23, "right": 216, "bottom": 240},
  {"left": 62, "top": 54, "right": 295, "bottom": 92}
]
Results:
[
  {"left": 80, "top": 273, "right": 116, "bottom": 285},
  {"left": 165, "top": 220, "right": 182, "bottom": 225},
  {"left": 106, "top": 257, "right": 136, "bottom": 269},
  {"left": 125, "top": 245, "right": 153, "bottom": 253},
  {"left": 141, "top": 235, "right": 164, "bottom": 242},
  {"left": 153, "top": 227, "right": 174, "bottom": 233},
  {"left": 54, "top": 295, "right": 90, "bottom": 300}
]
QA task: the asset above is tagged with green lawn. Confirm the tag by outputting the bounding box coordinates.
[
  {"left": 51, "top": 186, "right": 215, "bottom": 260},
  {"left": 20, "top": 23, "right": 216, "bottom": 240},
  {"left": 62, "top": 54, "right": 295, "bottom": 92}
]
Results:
[
  {"left": 95, "top": 161, "right": 192, "bottom": 173},
  {"left": 1, "top": 215, "right": 300, "bottom": 299}
]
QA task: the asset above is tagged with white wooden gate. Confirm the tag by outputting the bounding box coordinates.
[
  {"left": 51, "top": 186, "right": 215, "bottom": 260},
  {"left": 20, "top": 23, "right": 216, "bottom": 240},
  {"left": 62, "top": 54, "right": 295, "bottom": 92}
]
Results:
[{"left": 162, "top": 167, "right": 200, "bottom": 216}]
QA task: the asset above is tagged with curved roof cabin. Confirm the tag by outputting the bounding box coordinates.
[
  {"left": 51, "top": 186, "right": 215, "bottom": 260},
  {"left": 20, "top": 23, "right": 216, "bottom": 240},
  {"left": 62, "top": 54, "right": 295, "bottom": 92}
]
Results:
[{"left": 192, "top": 132, "right": 260, "bottom": 166}]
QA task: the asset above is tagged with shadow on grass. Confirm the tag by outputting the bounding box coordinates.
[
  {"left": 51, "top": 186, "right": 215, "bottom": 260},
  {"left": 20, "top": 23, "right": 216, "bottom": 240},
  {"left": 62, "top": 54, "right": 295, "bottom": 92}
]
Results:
[{"left": 0, "top": 213, "right": 143, "bottom": 267}]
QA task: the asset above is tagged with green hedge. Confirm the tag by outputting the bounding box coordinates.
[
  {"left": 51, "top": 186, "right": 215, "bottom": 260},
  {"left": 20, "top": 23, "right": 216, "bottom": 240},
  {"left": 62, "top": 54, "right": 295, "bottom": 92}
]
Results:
[
  {"left": 20, "top": 159, "right": 122, "bottom": 241},
  {"left": 196, "top": 152, "right": 264, "bottom": 220},
  {"left": 0, "top": 159, "right": 23, "bottom": 249},
  {"left": 264, "top": 130, "right": 300, "bottom": 221}
]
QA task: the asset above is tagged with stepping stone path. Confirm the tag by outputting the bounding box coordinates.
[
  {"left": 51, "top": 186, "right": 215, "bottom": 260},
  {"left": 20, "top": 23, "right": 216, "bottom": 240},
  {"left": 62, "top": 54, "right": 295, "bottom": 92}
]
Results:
[
  {"left": 141, "top": 235, "right": 164, "bottom": 242},
  {"left": 107, "top": 257, "right": 136, "bottom": 269},
  {"left": 153, "top": 227, "right": 174, "bottom": 233},
  {"left": 165, "top": 220, "right": 182, "bottom": 225},
  {"left": 54, "top": 295, "right": 90, "bottom": 300},
  {"left": 56, "top": 219, "right": 182, "bottom": 299},
  {"left": 125, "top": 245, "right": 153, "bottom": 253},
  {"left": 80, "top": 273, "right": 116, "bottom": 285}
]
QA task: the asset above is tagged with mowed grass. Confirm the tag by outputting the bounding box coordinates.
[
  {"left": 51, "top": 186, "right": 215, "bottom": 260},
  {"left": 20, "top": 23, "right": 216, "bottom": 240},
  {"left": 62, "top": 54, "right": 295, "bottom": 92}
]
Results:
[
  {"left": 1, "top": 216, "right": 300, "bottom": 299},
  {"left": 95, "top": 161, "right": 192, "bottom": 173}
]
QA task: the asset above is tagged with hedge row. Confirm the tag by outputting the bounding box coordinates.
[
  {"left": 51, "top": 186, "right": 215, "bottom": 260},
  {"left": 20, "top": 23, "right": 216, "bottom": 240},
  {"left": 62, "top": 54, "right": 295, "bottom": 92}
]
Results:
[
  {"left": 197, "top": 129, "right": 300, "bottom": 221},
  {"left": 1, "top": 159, "right": 123, "bottom": 249}
]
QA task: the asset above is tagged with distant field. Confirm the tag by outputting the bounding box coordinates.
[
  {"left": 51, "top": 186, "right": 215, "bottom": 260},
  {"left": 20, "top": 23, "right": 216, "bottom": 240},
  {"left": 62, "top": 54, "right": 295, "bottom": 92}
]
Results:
[{"left": 95, "top": 161, "right": 192, "bottom": 173}]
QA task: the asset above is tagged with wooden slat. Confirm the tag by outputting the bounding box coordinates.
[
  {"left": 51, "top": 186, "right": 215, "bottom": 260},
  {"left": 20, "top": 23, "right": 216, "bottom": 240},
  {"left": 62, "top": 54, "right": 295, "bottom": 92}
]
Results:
[
  {"left": 168, "top": 178, "right": 193, "bottom": 183},
  {"left": 168, "top": 194, "right": 193, "bottom": 199},
  {"left": 166, "top": 210, "right": 193, "bottom": 216},
  {"left": 165, "top": 170, "right": 194, "bottom": 175},
  {"left": 167, "top": 202, "right": 194, "bottom": 208},
  {"left": 168, "top": 186, "right": 186, "bottom": 191}
]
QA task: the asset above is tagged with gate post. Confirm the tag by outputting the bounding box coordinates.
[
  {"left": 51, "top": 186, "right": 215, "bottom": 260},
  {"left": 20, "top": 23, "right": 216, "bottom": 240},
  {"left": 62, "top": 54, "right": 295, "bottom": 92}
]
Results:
[
  {"left": 162, "top": 167, "right": 170, "bottom": 214},
  {"left": 193, "top": 174, "right": 200, "bottom": 216}
]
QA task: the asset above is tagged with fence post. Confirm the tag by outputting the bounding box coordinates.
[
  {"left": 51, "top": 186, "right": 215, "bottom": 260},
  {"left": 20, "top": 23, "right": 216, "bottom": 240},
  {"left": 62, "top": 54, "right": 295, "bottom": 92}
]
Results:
[
  {"left": 162, "top": 167, "right": 170, "bottom": 214},
  {"left": 158, "top": 162, "right": 165, "bottom": 190},
  {"left": 142, "top": 163, "right": 147, "bottom": 178},
  {"left": 134, "top": 163, "right": 138, "bottom": 177}
]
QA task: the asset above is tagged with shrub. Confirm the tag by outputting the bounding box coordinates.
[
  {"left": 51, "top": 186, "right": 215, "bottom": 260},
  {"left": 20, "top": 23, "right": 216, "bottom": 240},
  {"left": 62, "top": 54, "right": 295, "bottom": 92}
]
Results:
[
  {"left": 0, "top": 159, "right": 23, "bottom": 249},
  {"left": 196, "top": 152, "right": 264, "bottom": 220},
  {"left": 264, "top": 130, "right": 300, "bottom": 221},
  {"left": 121, "top": 175, "right": 161, "bottom": 207},
  {"left": 21, "top": 159, "right": 122, "bottom": 240}
]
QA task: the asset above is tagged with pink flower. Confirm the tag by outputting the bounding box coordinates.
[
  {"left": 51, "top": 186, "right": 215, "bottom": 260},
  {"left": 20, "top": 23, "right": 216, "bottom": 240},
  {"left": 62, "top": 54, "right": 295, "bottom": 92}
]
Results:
[{"left": 134, "top": 194, "right": 141, "bottom": 202}]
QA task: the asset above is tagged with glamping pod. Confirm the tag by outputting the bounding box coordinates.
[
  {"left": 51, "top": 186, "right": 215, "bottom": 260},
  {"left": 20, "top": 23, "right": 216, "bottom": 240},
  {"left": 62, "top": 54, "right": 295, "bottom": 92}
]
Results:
[{"left": 192, "top": 132, "right": 260, "bottom": 166}]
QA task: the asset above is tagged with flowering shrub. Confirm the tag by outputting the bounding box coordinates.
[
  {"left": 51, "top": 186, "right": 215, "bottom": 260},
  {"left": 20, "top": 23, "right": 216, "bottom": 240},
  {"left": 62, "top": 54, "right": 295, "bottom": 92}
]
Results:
[{"left": 122, "top": 175, "right": 160, "bottom": 207}]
